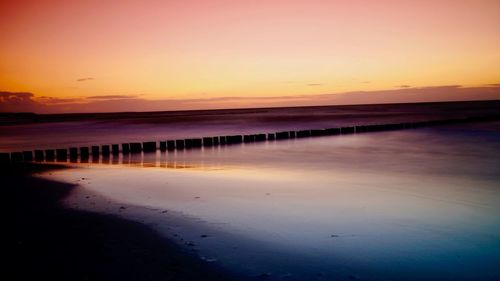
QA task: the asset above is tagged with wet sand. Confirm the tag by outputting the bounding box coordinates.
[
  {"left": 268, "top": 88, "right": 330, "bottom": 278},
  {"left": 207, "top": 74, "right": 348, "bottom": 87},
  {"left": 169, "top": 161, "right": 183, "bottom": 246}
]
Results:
[{"left": 9, "top": 163, "right": 242, "bottom": 281}]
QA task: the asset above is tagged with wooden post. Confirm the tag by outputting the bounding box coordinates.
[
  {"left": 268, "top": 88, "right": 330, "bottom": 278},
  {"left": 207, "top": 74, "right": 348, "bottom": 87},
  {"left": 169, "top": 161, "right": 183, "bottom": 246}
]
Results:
[
  {"left": 175, "top": 140, "right": 185, "bottom": 150},
  {"left": 255, "top": 134, "right": 266, "bottom": 141},
  {"left": 69, "top": 147, "right": 78, "bottom": 160},
  {"left": 185, "top": 139, "right": 193, "bottom": 149},
  {"left": 91, "top": 146, "right": 100, "bottom": 157},
  {"left": 267, "top": 133, "right": 275, "bottom": 140},
  {"left": 310, "top": 129, "right": 326, "bottom": 136},
  {"left": 340, "top": 127, "right": 355, "bottom": 134},
  {"left": 56, "top": 149, "right": 67, "bottom": 162},
  {"left": 355, "top": 125, "right": 365, "bottom": 133},
  {"left": 122, "top": 143, "right": 130, "bottom": 154},
  {"left": 213, "top": 136, "right": 220, "bottom": 146},
  {"left": 143, "top": 142, "right": 156, "bottom": 152},
  {"left": 45, "top": 150, "right": 55, "bottom": 161},
  {"left": 243, "top": 135, "right": 254, "bottom": 143},
  {"left": 112, "top": 144, "right": 120, "bottom": 155},
  {"left": 325, "top": 128, "right": 340, "bottom": 135},
  {"left": 167, "top": 140, "right": 175, "bottom": 151},
  {"left": 275, "top": 131, "right": 289, "bottom": 140},
  {"left": 192, "top": 138, "right": 202, "bottom": 148},
  {"left": 226, "top": 135, "right": 242, "bottom": 144},
  {"left": 160, "top": 141, "right": 167, "bottom": 151},
  {"left": 80, "top": 147, "right": 89, "bottom": 160},
  {"left": 203, "top": 137, "right": 213, "bottom": 146},
  {"left": 23, "top": 151, "right": 34, "bottom": 162},
  {"left": 34, "top": 150, "right": 44, "bottom": 161},
  {"left": 297, "top": 130, "right": 311, "bottom": 138},
  {"left": 102, "top": 145, "right": 110, "bottom": 156},
  {"left": 219, "top": 136, "right": 227, "bottom": 145},
  {"left": 130, "top": 143, "right": 142, "bottom": 153}
]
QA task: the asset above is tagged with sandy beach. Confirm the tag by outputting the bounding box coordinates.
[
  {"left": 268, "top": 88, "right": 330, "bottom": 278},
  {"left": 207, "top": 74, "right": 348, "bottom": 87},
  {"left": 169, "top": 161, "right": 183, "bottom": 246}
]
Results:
[{"left": 10, "top": 163, "right": 242, "bottom": 281}]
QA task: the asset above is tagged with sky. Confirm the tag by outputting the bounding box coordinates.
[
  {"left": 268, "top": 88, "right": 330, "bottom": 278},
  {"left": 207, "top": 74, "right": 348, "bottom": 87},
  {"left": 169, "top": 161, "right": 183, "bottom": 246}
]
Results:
[{"left": 1, "top": 0, "right": 500, "bottom": 113}]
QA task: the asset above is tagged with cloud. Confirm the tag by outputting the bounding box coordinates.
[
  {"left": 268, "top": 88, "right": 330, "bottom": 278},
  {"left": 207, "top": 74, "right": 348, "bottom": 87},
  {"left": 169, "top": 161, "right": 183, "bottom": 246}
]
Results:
[
  {"left": 37, "top": 96, "right": 82, "bottom": 104},
  {"left": 86, "top": 95, "right": 137, "bottom": 100},
  {"left": 76, "top": 77, "right": 93, "bottom": 82},
  {"left": 0, "top": 91, "right": 42, "bottom": 112},
  {"left": 398, "top": 85, "right": 411, "bottom": 88},
  {"left": 306, "top": 83, "right": 323, "bottom": 86},
  {"left": 1, "top": 84, "right": 500, "bottom": 114},
  {"left": 0, "top": 91, "right": 34, "bottom": 101}
]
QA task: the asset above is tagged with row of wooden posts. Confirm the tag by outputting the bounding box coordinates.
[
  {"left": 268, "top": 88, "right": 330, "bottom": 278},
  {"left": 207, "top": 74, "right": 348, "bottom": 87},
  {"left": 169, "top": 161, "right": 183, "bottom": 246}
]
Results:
[{"left": 1, "top": 115, "right": 498, "bottom": 165}]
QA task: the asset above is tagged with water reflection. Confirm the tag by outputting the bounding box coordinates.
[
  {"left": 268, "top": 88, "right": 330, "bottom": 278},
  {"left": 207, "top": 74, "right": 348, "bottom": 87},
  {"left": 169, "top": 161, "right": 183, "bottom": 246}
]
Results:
[
  {"left": 45, "top": 124, "right": 500, "bottom": 281},
  {"left": 40, "top": 143, "right": 252, "bottom": 170}
]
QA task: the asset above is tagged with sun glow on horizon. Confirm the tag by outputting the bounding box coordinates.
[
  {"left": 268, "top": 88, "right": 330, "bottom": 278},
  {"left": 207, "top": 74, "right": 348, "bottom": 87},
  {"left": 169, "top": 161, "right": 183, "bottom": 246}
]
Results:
[{"left": 1, "top": 0, "right": 500, "bottom": 112}]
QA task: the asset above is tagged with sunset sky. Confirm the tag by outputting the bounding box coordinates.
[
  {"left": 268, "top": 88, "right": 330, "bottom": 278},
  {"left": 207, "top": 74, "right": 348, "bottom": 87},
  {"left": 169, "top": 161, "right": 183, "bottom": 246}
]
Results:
[{"left": 1, "top": 0, "right": 499, "bottom": 113}]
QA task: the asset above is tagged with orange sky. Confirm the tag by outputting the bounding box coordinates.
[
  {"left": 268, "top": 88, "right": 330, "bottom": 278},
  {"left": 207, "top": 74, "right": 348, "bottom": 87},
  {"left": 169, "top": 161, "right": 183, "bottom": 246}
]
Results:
[{"left": 1, "top": 0, "right": 500, "bottom": 112}]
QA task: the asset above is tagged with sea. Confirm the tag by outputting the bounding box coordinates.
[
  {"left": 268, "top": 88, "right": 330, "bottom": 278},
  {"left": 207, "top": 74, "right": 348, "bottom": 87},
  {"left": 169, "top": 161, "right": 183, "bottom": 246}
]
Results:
[{"left": 4, "top": 100, "right": 500, "bottom": 281}]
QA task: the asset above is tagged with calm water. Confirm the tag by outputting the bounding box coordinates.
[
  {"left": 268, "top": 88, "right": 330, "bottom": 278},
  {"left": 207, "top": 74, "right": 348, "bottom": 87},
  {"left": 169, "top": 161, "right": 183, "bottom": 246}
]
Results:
[
  {"left": 2, "top": 100, "right": 500, "bottom": 152},
  {"left": 39, "top": 121, "right": 500, "bottom": 281}
]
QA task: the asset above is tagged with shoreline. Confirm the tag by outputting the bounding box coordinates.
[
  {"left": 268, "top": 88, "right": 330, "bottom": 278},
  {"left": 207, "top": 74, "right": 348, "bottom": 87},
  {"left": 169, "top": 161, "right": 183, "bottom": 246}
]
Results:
[
  {"left": 8, "top": 119, "right": 500, "bottom": 281},
  {"left": 10, "top": 163, "right": 242, "bottom": 281}
]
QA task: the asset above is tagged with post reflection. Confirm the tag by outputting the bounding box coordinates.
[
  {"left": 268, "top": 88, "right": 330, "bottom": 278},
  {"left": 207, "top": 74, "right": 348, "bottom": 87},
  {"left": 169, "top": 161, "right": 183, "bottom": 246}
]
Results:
[{"left": 43, "top": 148, "right": 224, "bottom": 171}]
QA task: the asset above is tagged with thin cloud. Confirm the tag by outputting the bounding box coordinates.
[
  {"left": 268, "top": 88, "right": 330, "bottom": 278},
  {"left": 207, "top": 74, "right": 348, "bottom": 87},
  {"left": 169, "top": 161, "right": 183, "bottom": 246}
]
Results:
[
  {"left": 76, "top": 77, "right": 93, "bottom": 82},
  {"left": 2, "top": 84, "right": 500, "bottom": 114},
  {"left": 399, "top": 85, "right": 411, "bottom": 88},
  {"left": 0, "top": 91, "right": 34, "bottom": 101},
  {"left": 0, "top": 91, "right": 41, "bottom": 112},
  {"left": 36, "top": 96, "right": 82, "bottom": 104},
  {"left": 307, "top": 83, "right": 323, "bottom": 86},
  {"left": 86, "top": 95, "right": 137, "bottom": 100}
]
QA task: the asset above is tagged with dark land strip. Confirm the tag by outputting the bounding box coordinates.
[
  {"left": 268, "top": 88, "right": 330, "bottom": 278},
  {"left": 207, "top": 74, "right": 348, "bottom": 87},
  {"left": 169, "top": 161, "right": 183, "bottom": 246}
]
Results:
[{"left": 8, "top": 163, "right": 243, "bottom": 281}]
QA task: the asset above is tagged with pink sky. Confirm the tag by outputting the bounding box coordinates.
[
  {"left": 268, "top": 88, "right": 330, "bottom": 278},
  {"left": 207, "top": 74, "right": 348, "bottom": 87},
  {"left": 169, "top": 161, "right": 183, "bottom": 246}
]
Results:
[{"left": 1, "top": 0, "right": 499, "bottom": 113}]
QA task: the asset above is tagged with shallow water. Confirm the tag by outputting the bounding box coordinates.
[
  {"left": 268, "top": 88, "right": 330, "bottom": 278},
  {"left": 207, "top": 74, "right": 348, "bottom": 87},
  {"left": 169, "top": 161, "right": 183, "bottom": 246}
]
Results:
[{"left": 42, "top": 122, "right": 500, "bottom": 281}]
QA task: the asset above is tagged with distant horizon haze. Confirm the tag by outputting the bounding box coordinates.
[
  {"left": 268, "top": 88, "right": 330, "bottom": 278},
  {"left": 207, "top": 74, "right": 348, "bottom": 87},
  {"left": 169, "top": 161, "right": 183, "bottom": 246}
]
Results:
[{"left": 1, "top": 84, "right": 500, "bottom": 114}]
